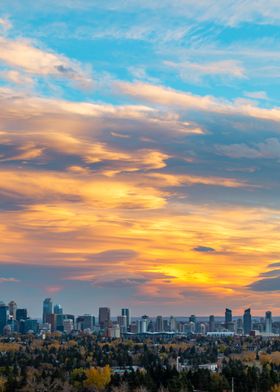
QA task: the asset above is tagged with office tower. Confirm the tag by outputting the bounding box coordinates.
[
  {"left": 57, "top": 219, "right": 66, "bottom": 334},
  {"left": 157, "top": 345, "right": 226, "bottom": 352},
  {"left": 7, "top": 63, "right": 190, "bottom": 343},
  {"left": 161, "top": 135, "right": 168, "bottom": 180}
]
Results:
[
  {"left": 199, "top": 323, "right": 206, "bottom": 335},
  {"left": 225, "top": 308, "right": 232, "bottom": 328},
  {"left": 265, "top": 311, "right": 272, "bottom": 334},
  {"left": 137, "top": 318, "right": 148, "bottom": 333},
  {"left": 189, "top": 314, "right": 196, "bottom": 323},
  {"left": 77, "top": 314, "right": 95, "bottom": 331},
  {"left": 43, "top": 298, "right": 53, "bottom": 323},
  {"left": 155, "top": 315, "right": 163, "bottom": 332},
  {"left": 63, "top": 319, "right": 74, "bottom": 334},
  {"left": 99, "top": 307, "right": 110, "bottom": 328},
  {"left": 209, "top": 315, "right": 215, "bottom": 332},
  {"left": 16, "top": 308, "right": 27, "bottom": 321},
  {"left": 121, "top": 308, "right": 130, "bottom": 329},
  {"left": 117, "top": 315, "right": 127, "bottom": 332},
  {"left": 169, "top": 316, "right": 177, "bottom": 332},
  {"left": 243, "top": 308, "right": 252, "bottom": 335},
  {"left": 0, "top": 302, "right": 9, "bottom": 335},
  {"left": 54, "top": 304, "right": 63, "bottom": 315},
  {"left": 24, "top": 319, "right": 38, "bottom": 334},
  {"left": 8, "top": 301, "right": 17, "bottom": 319}
]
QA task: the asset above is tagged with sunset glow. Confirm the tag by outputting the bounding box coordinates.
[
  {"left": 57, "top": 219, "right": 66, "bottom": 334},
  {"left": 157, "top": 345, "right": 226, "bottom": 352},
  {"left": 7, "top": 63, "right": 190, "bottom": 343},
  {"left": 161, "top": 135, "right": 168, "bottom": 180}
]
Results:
[{"left": 0, "top": 1, "right": 280, "bottom": 316}]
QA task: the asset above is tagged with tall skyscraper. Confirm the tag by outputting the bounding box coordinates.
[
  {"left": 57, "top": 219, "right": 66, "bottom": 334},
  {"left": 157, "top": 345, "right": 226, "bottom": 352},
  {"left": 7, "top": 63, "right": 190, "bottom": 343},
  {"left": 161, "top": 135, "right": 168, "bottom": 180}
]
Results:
[
  {"left": 209, "top": 315, "right": 215, "bottom": 332},
  {"left": 99, "top": 307, "right": 110, "bottom": 328},
  {"left": 43, "top": 298, "right": 53, "bottom": 323},
  {"left": 8, "top": 301, "right": 17, "bottom": 319},
  {"left": 265, "top": 311, "right": 272, "bottom": 334},
  {"left": 225, "top": 308, "right": 232, "bottom": 327},
  {"left": 54, "top": 304, "right": 63, "bottom": 315},
  {"left": 0, "top": 302, "right": 9, "bottom": 335},
  {"left": 121, "top": 308, "right": 130, "bottom": 329},
  {"left": 243, "top": 308, "right": 252, "bottom": 335},
  {"left": 155, "top": 315, "right": 163, "bottom": 332}
]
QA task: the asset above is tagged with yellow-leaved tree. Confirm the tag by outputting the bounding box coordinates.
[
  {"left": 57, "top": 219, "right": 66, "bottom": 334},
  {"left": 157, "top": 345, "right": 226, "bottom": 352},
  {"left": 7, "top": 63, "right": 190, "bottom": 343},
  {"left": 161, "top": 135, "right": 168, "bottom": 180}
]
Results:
[
  {"left": 84, "top": 365, "right": 111, "bottom": 391},
  {"left": 271, "top": 384, "right": 280, "bottom": 392},
  {"left": 0, "top": 376, "right": 6, "bottom": 392}
]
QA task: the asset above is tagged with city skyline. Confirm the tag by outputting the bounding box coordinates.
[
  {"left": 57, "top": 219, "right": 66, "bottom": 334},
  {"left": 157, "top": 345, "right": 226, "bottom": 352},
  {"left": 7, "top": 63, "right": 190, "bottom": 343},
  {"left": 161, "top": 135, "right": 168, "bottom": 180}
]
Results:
[{"left": 0, "top": 1, "right": 280, "bottom": 316}]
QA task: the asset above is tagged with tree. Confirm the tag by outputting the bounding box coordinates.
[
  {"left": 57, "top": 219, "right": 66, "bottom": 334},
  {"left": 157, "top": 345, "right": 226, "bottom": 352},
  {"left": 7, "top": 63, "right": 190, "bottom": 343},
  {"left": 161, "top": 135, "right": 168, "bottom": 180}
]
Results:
[
  {"left": 271, "top": 385, "right": 280, "bottom": 392},
  {"left": 0, "top": 377, "right": 6, "bottom": 392},
  {"left": 84, "top": 365, "right": 111, "bottom": 391}
]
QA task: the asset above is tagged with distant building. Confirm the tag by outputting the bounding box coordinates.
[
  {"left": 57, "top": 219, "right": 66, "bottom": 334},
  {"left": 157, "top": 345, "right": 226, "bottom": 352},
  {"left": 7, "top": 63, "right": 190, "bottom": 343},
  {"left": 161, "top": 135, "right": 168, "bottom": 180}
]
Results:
[
  {"left": 169, "top": 316, "right": 177, "bottom": 332},
  {"left": 16, "top": 308, "right": 28, "bottom": 322},
  {"left": 243, "top": 308, "right": 252, "bottom": 335},
  {"left": 265, "top": 311, "right": 272, "bottom": 334},
  {"left": 121, "top": 308, "right": 130, "bottom": 329},
  {"left": 63, "top": 319, "right": 74, "bottom": 334},
  {"left": 209, "top": 315, "right": 215, "bottom": 332},
  {"left": 225, "top": 308, "right": 232, "bottom": 329},
  {"left": 137, "top": 318, "right": 148, "bottom": 333},
  {"left": 0, "top": 302, "right": 9, "bottom": 335},
  {"left": 77, "top": 314, "right": 95, "bottom": 331},
  {"left": 117, "top": 315, "right": 127, "bottom": 332},
  {"left": 43, "top": 298, "right": 53, "bottom": 323},
  {"left": 24, "top": 319, "right": 38, "bottom": 334},
  {"left": 8, "top": 301, "right": 17, "bottom": 319},
  {"left": 54, "top": 304, "right": 63, "bottom": 315},
  {"left": 155, "top": 315, "right": 163, "bottom": 332},
  {"left": 108, "top": 324, "right": 120, "bottom": 338},
  {"left": 99, "top": 307, "right": 110, "bottom": 328}
]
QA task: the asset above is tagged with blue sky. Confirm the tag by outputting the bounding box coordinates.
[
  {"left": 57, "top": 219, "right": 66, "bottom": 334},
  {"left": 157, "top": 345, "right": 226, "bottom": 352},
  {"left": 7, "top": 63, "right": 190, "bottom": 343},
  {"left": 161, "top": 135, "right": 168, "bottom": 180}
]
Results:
[{"left": 0, "top": 0, "right": 280, "bottom": 317}]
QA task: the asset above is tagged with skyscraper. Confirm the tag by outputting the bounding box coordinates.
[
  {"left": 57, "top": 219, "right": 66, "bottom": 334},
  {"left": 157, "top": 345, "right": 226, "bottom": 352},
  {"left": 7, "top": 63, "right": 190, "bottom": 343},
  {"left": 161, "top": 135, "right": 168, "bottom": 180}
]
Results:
[
  {"left": 54, "top": 304, "right": 63, "bottom": 315},
  {"left": 209, "top": 315, "right": 215, "bottom": 332},
  {"left": 0, "top": 302, "right": 9, "bottom": 335},
  {"left": 155, "top": 315, "right": 163, "bottom": 332},
  {"left": 99, "top": 307, "right": 110, "bottom": 328},
  {"left": 243, "top": 308, "right": 252, "bottom": 335},
  {"left": 8, "top": 301, "right": 17, "bottom": 319},
  {"left": 43, "top": 298, "right": 53, "bottom": 323},
  {"left": 121, "top": 308, "right": 130, "bottom": 329},
  {"left": 225, "top": 308, "right": 232, "bottom": 327},
  {"left": 265, "top": 311, "right": 272, "bottom": 334}
]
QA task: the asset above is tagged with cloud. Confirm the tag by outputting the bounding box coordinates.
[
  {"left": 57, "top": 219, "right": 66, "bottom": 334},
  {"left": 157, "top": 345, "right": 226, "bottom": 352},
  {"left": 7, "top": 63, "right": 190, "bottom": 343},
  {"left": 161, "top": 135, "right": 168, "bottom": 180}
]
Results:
[
  {"left": 249, "top": 276, "right": 280, "bottom": 292},
  {"left": 245, "top": 91, "right": 268, "bottom": 100},
  {"left": 165, "top": 60, "right": 246, "bottom": 82},
  {"left": 216, "top": 138, "right": 280, "bottom": 159},
  {"left": 0, "top": 18, "right": 11, "bottom": 32},
  {"left": 193, "top": 246, "right": 216, "bottom": 253},
  {"left": 0, "top": 37, "right": 93, "bottom": 89},
  {"left": 0, "top": 277, "right": 19, "bottom": 283},
  {"left": 87, "top": 249, "right": 138, "bottom": 263},
  {"left": 116, "top": 81, "right": 280, "bottom": 122}
]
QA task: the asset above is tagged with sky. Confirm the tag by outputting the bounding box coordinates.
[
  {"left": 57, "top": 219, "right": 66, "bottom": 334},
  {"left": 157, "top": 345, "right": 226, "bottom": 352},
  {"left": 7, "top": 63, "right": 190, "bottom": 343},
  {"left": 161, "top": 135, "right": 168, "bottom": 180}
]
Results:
[{"left": 0, "top": 0, "right": 280, "bottom": 318}]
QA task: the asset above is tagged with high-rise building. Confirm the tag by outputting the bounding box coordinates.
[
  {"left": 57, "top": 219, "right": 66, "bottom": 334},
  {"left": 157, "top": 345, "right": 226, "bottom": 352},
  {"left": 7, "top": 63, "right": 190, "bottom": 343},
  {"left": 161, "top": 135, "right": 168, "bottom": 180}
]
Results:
[
  {"left": 8, "top": 301, "right": 17, "bottom": 319},
  {"left": 0, "top": 302, "right": 9, "bottom": 335},
  {"left": 54, "top": 304, "right": 63, "bottom": 315},
  {"left": 137, "top": 318, "right": 148, "bottom": 333},
  {"left": 16, "top": 308, "right": 27, "bottom": 322},
  {"left": 121, "top": 308, "right": 130, "bottom": 329},
  {"left": 63, "top": 319, "right": 74, "bottom": 334},
  {"left": 243, "top": 308, "right": 252, "bottom": 335},
  {"left": 169, "top": 316, "right": 177, "bottom": 332},
  {"left": 209, "top": 315, "right": 215, "bottom": 332},
  {"left": 189, "top": 315, "right": 196, "bottom": 323},
  {"left": 43, "top": 298, "right": 53, "bottom": 323},
  {"left": 265, "top": 311, "right": 272, "bottom": 334},
  {"left": 225, "top": 308, "right": 232, "bottom": 328},
  {"left": 155, "top": 315, "right": 163, "bottom": 332},
  {"left": 99, "top": 307, "right": 110, "bottom": 328},
  {"left": 117, "top": 315, "right": 127, "bottom": 332}
]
